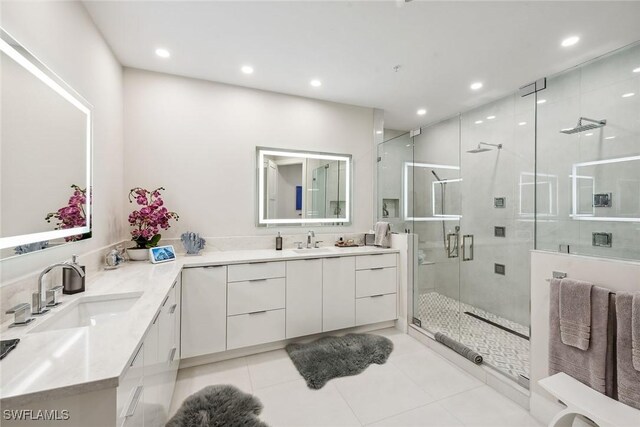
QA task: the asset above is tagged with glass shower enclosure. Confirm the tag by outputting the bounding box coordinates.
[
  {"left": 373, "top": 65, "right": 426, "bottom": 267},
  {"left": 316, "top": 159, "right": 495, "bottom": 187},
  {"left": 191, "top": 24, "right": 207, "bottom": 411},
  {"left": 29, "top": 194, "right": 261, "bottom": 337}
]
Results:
[
  {"left": 379, "top": 40, "right": 640, "bottom": 385},
  {"left": 379, "top": 92, "right": 536, "bottom": 384}
]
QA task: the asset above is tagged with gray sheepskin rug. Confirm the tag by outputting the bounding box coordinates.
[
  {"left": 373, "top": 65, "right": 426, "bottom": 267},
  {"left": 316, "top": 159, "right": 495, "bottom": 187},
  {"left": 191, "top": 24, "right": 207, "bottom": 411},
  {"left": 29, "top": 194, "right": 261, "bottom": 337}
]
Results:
[
  {"left": 166, "top": 384, "right": 268, "bottom": 427},
  {"left": 285, "top": 333, "right": 394, "bottom": 389}
]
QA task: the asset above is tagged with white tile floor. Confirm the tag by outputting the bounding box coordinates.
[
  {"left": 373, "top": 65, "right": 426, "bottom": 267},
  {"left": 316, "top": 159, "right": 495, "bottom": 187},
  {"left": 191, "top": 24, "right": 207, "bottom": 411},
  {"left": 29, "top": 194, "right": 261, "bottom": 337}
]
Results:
[{"left": 169, "top": 328, "right": 542, "bottom": 427}]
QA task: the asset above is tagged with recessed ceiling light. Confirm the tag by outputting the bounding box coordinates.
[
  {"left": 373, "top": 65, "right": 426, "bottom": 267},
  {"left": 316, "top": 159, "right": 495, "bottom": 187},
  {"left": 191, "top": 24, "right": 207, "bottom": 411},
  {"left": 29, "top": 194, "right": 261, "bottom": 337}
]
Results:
[
  {"left": 605, "top": 136, "right": 616, "bottom": 140},
  {"left": 470, "top": 82, "right": 483, "bottom": 90},
  {"left": 585, "top": 133, "right": 594, "bottom": 136},
  {"left": 561, "top": 128, "right": 573, "bottom": 132},
  {"left": 155, "top": 48, "right": 170, "bottom": 58},
  {"left": 622, "top": 92, "right": 635, "bottom": 98},
  {"left": 310, "top": 79, "right": 322, "bottom": 87},
  {"left": 475, "top": 120, "right": 483, "bottom": 124},
  {"left": 634, "top": 67, "right": 640, "bottom": 73},
  {"left": 487, "top": 115, "right": 496, "bottom": 120},
  {"left": 519, "top": 122, "right": 527, "bottom": 126},
  {"left": 406, "top": 144, "right": 411, "bottom": 147},
  {"left": 537, "top": 99, "right": 547, "bottom": 104},
  {"left": 241, "top": 65, "right": 254, "bottom": 74},
  {"left": 561, "top": 36, "right": 580, "bottom": 47},
  {"left": 376, "top": 130, "right": 383, "bottom": 135},
  {"left": 417, "top": 109, "right": 427, "bottom": 116}
]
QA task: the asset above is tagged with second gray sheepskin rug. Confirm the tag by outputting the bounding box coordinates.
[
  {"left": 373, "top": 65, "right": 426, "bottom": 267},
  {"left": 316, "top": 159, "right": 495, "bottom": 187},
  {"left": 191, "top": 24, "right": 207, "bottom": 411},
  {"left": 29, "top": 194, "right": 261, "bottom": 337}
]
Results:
[
  {"left": 285, "top": 333, "right": 394, "bottom": 389},
  {"left": 166, "top": 384, "right": 268, "bottom": 427}
]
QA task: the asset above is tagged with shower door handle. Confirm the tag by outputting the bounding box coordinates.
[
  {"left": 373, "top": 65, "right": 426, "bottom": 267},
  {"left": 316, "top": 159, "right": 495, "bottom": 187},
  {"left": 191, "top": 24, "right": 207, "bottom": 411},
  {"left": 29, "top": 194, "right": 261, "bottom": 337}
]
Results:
[
  {"left": 446, "top": 233, "right": 459, "bottom": 258},
  {"left": 462, "top": 235, "right": 474, "bottom": 261}
]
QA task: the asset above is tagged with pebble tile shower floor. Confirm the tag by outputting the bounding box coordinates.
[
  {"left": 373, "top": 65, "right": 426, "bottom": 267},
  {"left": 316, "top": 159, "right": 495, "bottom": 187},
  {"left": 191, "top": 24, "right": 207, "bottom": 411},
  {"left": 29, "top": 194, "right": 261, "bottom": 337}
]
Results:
[{"left": 415, "top": 292, "right": 530, "bottom": 380}]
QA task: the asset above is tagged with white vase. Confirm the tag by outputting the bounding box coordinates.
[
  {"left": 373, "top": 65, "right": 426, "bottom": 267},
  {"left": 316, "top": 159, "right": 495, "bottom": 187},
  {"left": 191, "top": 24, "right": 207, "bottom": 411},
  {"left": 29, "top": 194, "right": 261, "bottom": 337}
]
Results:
[{"left": 127, "top": 248, "right": 149, "bottom": 261}]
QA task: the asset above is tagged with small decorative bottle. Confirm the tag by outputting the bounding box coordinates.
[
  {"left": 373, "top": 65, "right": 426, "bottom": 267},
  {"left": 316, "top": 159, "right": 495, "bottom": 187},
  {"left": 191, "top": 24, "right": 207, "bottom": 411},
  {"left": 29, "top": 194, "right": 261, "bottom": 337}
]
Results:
[{"left": 275, "top": 232, "right": 283, "bottom": 251}]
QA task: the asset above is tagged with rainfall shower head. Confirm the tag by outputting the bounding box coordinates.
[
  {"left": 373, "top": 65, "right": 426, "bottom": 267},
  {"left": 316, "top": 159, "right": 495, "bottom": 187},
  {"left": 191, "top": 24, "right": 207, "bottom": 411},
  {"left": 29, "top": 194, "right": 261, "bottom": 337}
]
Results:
[
  {"left": 560, "top": 117, "right": 607, "bottom": 134},
  {"left": 467, "top": 142, "right": 502, "bottom": 154}
]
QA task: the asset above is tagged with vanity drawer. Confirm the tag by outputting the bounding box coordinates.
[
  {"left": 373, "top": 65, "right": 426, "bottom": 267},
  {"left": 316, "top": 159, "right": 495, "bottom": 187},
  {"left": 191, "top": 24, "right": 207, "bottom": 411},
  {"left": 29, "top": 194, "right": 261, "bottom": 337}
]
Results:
[
  {"left": 228, "top": 278, "right": 285, "bottom": 315},
  {"left": 228, "top": 261, "right": 285, "bottom": 282},
  {"left": 356, "top": 293, "right": 397, "bottom": 326},
  {"left": 356, "top": 253, "right": 396, "bottom": 270},
  {"left": 227, "top": 309, "right": 285, "bottom": 350},
  {"left": 356, "top": 267, "right": 397, "bottom": 297}
]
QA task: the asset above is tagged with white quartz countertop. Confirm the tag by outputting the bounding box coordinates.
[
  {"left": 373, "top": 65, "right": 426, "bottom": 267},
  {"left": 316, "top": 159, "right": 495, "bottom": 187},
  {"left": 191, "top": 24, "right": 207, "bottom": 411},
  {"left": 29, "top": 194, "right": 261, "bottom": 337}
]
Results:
[{"left": 0, "top": 246, "right": 399, "bottom": 407}]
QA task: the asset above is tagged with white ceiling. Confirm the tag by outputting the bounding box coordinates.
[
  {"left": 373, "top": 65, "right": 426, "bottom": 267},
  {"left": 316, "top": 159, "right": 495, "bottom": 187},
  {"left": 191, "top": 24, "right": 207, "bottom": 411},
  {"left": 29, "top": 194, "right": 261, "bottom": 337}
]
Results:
[{"left": 83, "top": 1, "right": 640, "bottom": 131}]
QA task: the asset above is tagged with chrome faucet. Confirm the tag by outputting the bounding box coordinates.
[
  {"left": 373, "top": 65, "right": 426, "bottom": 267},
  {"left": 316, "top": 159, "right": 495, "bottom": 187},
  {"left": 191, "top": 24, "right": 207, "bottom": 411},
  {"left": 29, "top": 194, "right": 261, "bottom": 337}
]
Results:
[
  {"left": 33, "top": 261, "right": 85, "bottom": 315},
  {"left": 306, "top": 231, "right": 315, "bottom": 249}
]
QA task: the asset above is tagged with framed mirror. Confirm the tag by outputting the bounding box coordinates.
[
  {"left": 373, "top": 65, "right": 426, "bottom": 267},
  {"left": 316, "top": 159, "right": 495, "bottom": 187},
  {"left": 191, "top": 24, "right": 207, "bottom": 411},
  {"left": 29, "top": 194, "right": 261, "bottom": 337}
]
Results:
[
  {"left": 0, "top": 28, "right": 92, "bottom": 259},
  {"left": 256, "top": 147, "right": 351, "bottom": 226}
]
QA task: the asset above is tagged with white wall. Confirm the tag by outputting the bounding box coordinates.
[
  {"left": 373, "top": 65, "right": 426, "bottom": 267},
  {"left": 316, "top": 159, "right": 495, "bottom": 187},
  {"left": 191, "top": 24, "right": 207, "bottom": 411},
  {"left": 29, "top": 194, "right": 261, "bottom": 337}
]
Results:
[
  {"left": 0, "top": 2, "right": 123, "bottom": 285},
  {"left": 529, "top": 250, "right": 640, "bottom": 424},
  {"left": 123, "top": 68, "right": 375, "bottom": 239}
]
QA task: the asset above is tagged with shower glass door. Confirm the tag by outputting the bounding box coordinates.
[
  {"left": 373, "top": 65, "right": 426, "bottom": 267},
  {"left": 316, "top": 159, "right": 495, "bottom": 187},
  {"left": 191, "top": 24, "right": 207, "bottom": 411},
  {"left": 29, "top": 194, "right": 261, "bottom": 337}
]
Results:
[{"left": 402, "top": 91, "right": 536, "bottom": 383}]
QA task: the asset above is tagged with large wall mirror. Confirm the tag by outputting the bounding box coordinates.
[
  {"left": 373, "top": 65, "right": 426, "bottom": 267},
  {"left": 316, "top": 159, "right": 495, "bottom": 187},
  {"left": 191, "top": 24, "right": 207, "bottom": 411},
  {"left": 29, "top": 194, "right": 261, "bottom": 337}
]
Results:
[
  {"left": 257, "top": 147, "right": 351, "bottom": 226},
  {"left": 0, "top": 28, "right": 92, "bottom": 259}
]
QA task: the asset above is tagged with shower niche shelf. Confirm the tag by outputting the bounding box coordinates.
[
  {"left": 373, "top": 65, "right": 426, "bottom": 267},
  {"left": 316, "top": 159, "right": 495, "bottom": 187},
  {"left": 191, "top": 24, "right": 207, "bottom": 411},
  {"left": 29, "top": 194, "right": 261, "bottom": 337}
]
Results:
[{"left": 382, "top": 198, "right": 399, "bottom": 219}]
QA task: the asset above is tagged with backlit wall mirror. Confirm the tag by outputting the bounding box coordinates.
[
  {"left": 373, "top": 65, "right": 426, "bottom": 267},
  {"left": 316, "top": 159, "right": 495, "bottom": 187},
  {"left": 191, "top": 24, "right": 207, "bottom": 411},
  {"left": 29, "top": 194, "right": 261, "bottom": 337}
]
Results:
[
  {"left": 256, "top": 147, "right": 351, "bottom": 226},
  {"left": 0, "top": 28, "right": 92, "bottom": 259}
]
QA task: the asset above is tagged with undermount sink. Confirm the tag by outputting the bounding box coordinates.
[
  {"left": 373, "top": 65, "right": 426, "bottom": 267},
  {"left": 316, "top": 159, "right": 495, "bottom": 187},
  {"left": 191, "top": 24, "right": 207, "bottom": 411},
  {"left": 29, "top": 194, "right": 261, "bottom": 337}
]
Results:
[
  {"left": 292, "top": 248, "right": 333, "bottom": 254},
  {"left": 29, "top": 292, "right": 142, "bottom": 334}
]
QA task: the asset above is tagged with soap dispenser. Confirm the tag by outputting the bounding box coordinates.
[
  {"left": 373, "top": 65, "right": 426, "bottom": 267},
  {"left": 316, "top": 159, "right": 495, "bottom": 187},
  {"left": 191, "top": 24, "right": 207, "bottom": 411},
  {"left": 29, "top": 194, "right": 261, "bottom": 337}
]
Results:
[
  {"left": 63, "top": 255, "right": 86, "bottom": 295},
  {"left": 275, "top": 232, "right": 283, "bottom": 251}
]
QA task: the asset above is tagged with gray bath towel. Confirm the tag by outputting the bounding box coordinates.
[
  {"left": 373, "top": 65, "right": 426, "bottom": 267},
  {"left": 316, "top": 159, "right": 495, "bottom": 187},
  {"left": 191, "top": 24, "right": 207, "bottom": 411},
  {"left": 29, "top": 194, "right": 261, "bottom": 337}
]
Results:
[
  {"left": 549, "top": 279, "right": 615, "bottom": 397},
  {"left": 616, "top": 292, "right": 640, "bottom": 410},
  {"left": 374, "top": 221, "right": 391, "bottom": 248},
  {"left": 559, "top": 278, "right": 593, "bottom": 350},
  {"left": 632, "top": 293, "right": 640, "bottom": 371}
]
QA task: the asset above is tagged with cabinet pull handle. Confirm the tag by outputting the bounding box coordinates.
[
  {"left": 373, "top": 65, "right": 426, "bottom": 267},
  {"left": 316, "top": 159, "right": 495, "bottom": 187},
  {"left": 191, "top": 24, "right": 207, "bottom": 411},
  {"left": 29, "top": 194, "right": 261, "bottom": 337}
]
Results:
[
  {"left": 161, "top": 295, "right": 170, "bottom": 307},
  {"left": 169, "top": 304, "right": 177, "bottom": 314},
  {"left": 304, "top": 258, "right": 318, "bottom": 261},
  {"left": 248, "top": 310, "right": 267, "bottom": 315},
  {"left": 370, "top": 267, "right": 384, "bottom": 270},
  {"left": 249, "top": 261, "right": 268, "bottom": 265},
  {"left": 249, "top": 278, "right": 268, "bottom": 283},
  {"left": 204, "top": 265, "right": 224, "bottom": 269},
  {"left": 325, "top": 256, "right": 341, "bottom": 259},
  {"left": 152, "top": 311, "right": 161, "bottom": 325},
  {"left": 371, "top": 294, "right": 385, "bottom": 298},
  {"left": 171, "top": 280, "right": 177, "bottom": 289},
  {"left": 168, "top": 347, "right": 177, "bottom": 364},
  {"left": 369, "top": 254, "right": 384, "bottom": 256},
  {"left": 124, "top": 385, "right": 143, "bottom": 418},
  {"left": 462, "top": 234, "right": 474, "bottom": 262},
  {"left": 130, "top": 345, "right": 143, "bottom": 367}
]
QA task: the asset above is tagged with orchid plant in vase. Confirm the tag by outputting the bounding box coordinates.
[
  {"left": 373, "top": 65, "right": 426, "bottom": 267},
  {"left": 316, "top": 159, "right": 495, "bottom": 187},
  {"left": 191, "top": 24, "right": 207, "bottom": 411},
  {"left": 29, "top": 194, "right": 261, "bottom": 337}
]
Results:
[{"left": 128, "top": 187, "right": 179, "bottom": 259}]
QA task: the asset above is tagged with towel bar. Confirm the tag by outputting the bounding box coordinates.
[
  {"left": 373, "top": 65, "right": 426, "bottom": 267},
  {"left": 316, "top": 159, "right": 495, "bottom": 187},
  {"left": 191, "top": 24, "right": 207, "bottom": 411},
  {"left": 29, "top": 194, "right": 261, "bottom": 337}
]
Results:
[{"left": 545, "top": 271, "right": 568, "bottom": 282}]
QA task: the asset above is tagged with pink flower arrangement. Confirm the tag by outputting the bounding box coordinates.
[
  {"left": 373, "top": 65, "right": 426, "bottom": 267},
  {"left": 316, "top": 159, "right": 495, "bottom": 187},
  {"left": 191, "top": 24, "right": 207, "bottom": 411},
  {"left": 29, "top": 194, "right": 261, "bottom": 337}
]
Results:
[
  {"left": 45, "top": 185, "right": 89, "bottom": 242},
  {"left": 128, "top": 187, "right": 179, "bottom": 248}
]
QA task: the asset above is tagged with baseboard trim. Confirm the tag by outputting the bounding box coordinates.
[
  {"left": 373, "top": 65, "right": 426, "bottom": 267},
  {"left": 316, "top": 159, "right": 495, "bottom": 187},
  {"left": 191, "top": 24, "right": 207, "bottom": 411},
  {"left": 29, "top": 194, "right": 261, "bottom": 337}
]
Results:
[{"left": 179, "top": 320, "right": 396, "bottom": 369}]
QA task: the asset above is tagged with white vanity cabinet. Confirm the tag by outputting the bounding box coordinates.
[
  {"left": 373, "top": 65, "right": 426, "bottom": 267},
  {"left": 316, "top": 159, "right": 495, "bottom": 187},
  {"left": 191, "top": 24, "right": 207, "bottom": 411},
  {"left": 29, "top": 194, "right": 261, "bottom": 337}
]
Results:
[
  {"left": 117, "top": 277, "right": 182, "bottom": 427},
  {"left": 286, "top": 258, "right": 323, "bottom": 338},
  {"left": 355, "top": 254, "right": 398, "bottom": 325},
  {"left": 227, "top": 262, "right": 286, "bottom": 349},
  {"left": 322, "top": 256, "right": 356, "bottom": 331},
  {"left": 142, "top": 277, "right": 181, "bottom": 427},
  {"left": 179, "top": 251, "right": 398, "bottom": 356},
  {"left": 117, "top": 345, "right": 144, "bottom": 427},
  {"left": 181, "top": 266, "right": 227, "bottom": 358}
]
